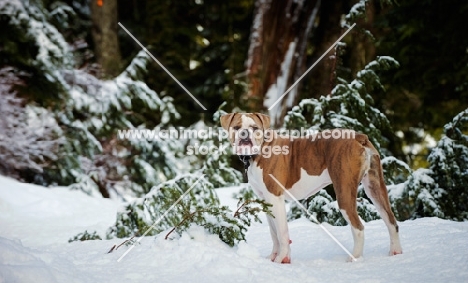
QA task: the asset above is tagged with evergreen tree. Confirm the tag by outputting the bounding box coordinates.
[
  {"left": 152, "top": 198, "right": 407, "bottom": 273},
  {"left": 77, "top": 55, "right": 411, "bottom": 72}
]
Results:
[
  {"left": 402, "top": 168, "right": 443, "bottom": 219},
  {"left": 56, "top": 50, "right": 181, "bottom": 198},
  {"left": 428, "top": 109, "right": 468, "bottom": 220},
  {"left": 1, "top": 0, "right": 186, "bottom": 198},
  {"left": 388, "top": 109, "right": 468, "bottom": 221},
  {"left": 1, "top": 0, "right": 73, "bottom": 181},
  {"left": 0, "top": 67, "right": 62, "bottom": 180},
  {"left": 381, "top": 156, "right": 412, "bottom": 185},
  {"left": 284, "top": 55, "right": 397, "bottom": 152}
]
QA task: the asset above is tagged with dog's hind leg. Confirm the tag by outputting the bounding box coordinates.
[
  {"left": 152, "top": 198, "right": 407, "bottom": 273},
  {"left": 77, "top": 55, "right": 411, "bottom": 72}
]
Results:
[
  {"left": 328, "top": 145, "right": 367, "bottom": 260},
  {"left": 335, "top": 181, "right": 365, "bottom": 260},
  {"left": 362, "top": 153, "right": 403, "bottom": 256}
]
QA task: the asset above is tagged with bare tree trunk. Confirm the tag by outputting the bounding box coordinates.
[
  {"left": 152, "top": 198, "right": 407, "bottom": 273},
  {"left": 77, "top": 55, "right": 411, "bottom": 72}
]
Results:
[
  {"left": 308, "top": 0, "right": 345, "bottom": 99},
  {"left": 90, "top": 0, "right": 122, "bottom": 78},
  {"left": 350, "top": 0, "right": 376, "bottom": 77},
  {"left": 246, "top": 0, "right": 319, "bottom": 126}
]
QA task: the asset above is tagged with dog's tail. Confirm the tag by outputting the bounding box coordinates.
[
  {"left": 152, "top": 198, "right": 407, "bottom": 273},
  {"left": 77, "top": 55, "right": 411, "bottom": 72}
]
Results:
[{"left": 362, "top": 137, "right": 400, "bottom": 231}]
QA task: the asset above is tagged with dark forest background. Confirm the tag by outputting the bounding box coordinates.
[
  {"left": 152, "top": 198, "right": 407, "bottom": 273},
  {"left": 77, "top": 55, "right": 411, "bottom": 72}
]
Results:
[
  {"left": 78, "top": 0, "right": 467, "bottom": 160},
  {"left": 1, "top": 0, "right": 467, "bottom": 216}
]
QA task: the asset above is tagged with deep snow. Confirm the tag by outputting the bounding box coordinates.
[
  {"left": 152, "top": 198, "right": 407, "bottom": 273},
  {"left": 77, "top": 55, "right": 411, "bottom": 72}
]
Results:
[{"left": 1, "top": 176, "right": 467, "bottom": 283}]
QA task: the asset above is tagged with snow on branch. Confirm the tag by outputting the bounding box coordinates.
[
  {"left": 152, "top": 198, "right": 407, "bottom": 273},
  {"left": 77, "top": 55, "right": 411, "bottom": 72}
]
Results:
[{"left": 0, "top": 67, "right": 63, "bottom": 178}]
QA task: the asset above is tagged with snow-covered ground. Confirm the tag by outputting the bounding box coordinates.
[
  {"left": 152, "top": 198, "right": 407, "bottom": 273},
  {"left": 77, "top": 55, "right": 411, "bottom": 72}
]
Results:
[{"left": 1, "top": 175, "right": 467, "bottom": 283}]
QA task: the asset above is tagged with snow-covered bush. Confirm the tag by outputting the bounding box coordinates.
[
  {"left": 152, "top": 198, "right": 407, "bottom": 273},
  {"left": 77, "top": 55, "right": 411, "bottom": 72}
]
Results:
[
  {"left": 106, "top": 174, "right": 216, "bottom": 238},
  {"left": 165, "top": 198, "right": 270, "bottom": 247},
  {"left": 68, "top": 230, "right": 102, "bottom": 243},
  {"left": 104, "top": 174, "right": 270, "bottom": 247},
  {"left": 427, "top": 109, "right": 468, "bottom": 220},
  {"left": 0, "top": 67, "right": 63, "bottom": 181},
  {"left": 2, "top": 0, "right": 244, "bottom": 190},
  {"left": 381, "top": 156, "right": 412, "bottom": 185},
  {"left": 404, "top": 169, "right": 443, "bottom": 219},
  {"left": 1, "top": 0, "right": 184, "bottom": 196},
  {"left": 390, "top": 109, "right": 468, "bottom": 221},
  {"left": 1, "top": 0, "right": 73, "bottom": 100},
  {"left": 0, "top": 0, "right": 74, "bottom": 181},
  {"left": 52, "top": 50, "right": 182, "bottom": 197}
]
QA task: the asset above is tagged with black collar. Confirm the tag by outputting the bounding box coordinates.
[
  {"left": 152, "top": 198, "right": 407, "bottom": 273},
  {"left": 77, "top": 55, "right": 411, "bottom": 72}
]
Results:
[{"left": 238, "top": 155, "right": 256, "bottom": 173}]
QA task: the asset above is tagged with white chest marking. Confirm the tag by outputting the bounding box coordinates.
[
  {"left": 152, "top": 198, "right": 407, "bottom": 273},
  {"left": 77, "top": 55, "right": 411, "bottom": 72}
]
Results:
[
  {"left": 247, "top": 163, "right": 268, "bottom": 198},
  {"left": 247, "top": 163, "right": 332, "bottom": 200},
  {"left": 287, "top": 168, "right": 332, "bottom": 200}
]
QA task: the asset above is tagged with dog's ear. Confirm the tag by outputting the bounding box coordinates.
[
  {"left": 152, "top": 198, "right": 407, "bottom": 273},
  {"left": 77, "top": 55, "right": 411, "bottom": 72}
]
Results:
[
  {"left": 254, "top": 113, "right": 270, "bottom": 129},
  {"left": 220, "top": 113, "right": 236, "bottom": 130}
]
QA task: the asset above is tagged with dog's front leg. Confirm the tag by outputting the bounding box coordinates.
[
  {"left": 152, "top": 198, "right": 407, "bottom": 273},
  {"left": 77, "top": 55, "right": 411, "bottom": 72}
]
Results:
[
  {"left": 266, "top": 215, "right": 279, "bottom": 261},
  {"left": 265, "top": 193, "right": 291, "bottom": 264}
]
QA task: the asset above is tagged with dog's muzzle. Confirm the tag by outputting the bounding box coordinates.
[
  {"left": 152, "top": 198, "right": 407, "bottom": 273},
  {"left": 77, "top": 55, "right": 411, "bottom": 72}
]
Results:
[{"left": 239, "top": 137, "right": 253, "bottom": 146}]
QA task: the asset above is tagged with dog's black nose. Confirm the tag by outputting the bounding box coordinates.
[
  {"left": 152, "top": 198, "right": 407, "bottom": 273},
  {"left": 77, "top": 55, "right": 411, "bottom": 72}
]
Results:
[{"left": 239, "top": 129, "right": 250, "bottom": 140}]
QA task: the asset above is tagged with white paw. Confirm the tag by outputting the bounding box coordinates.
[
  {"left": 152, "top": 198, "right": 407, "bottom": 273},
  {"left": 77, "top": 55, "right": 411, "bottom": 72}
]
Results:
[
  {"left": 273, "top": 255, "right": 291, "bottom": 264},
  {"left": 273, "top": 249, "right": 291, "bottom": 264},
  {"left": 389, "top": 248, "right": 403, "bottom": 256},
  {"left": 267, "top": 252, "right": 277, "bottom": 261},
  {"left": 347, "top": 255, "right": 363, "bottom": 262}
]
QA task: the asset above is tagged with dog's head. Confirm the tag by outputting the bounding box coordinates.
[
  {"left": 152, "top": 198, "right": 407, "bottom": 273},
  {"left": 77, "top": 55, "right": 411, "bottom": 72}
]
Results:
[{"left": 220, "top": 113, "right": 270, "bottom": 156}]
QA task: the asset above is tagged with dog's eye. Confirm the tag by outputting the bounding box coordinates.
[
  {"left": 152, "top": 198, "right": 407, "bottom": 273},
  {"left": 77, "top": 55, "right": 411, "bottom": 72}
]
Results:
[
  {"left": 252, "top": 126, "right": 259, "bottom": 131},
  {"left": 233, "top": 126, "right": 240, "bottom": 131}
]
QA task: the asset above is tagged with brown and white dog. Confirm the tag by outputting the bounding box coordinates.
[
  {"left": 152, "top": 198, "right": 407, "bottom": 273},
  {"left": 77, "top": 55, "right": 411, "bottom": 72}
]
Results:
[{"left": 220, "top": 112, "right": 402, "bottom": 263}]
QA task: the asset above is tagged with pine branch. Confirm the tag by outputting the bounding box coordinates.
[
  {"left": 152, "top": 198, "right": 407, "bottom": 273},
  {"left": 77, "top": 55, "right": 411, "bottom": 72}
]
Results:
[
  {"left": 107, "top": 236, "right": 135, "bottom": 253},
  {"left": 162, "top": 198, "right": 272, "bottom": 247},
  {"left": 234, "top": 198, "right": 273, "bottom": 219},
  {"left": 164, "top": 209, "right": 211, "bottom": 240},
  {"left": 233, "top": 199, "right": 253, "bottom": 218}
]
